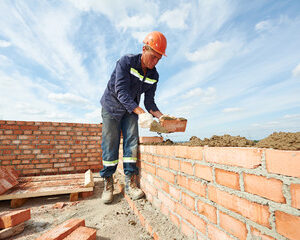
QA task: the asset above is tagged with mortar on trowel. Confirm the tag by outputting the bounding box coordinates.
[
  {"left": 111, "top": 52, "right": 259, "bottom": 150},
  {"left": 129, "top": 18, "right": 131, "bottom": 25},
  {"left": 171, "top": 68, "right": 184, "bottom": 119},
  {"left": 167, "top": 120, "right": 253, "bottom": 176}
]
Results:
[{"left": 150, "top": 116, "right": 187, "bottom": 134}]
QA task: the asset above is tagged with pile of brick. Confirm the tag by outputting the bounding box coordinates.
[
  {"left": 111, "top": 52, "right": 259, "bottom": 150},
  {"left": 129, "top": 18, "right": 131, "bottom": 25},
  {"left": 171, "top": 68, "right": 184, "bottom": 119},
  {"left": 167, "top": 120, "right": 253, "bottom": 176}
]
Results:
[
  {"left": 0, "top": 208, "right": 31, "bottom": 239},
  {"left": 0, "top": 166, "right": 19, "bottom": 195},
  {"left": 36, "top": 218, "right": 96, "bottom": 240}
]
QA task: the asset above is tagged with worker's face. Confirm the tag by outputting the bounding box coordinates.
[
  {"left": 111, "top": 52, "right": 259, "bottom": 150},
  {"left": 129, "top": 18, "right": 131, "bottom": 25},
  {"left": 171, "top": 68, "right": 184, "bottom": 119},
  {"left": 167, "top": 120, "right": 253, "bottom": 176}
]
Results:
[{"left": 142, "top": 47, "right": 162, "bottom": 69}]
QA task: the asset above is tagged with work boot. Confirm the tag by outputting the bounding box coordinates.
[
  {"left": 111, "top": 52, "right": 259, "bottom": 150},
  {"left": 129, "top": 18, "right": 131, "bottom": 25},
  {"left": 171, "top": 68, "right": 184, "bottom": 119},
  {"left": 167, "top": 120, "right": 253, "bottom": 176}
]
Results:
[
  {"left": 125, "top": 175, "right": 144, "bottom": 200},
  {"left": 102, "top": 176, "right": 114, "bottom": 204}
]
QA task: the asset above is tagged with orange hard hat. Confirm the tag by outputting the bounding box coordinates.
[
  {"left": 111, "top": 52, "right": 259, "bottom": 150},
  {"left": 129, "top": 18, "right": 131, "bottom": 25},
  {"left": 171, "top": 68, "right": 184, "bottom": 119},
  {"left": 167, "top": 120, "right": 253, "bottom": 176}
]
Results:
[{"left": 143, "top": 31, "right": 167, "bottom": 56}]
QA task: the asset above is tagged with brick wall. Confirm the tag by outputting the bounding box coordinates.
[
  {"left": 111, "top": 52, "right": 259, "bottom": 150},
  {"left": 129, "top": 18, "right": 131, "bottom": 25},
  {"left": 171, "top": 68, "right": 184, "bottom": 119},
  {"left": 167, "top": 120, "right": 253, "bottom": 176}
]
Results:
[
  {"left": 121, "top": 145, "right": 300, "bottom": 240},
  {"left": 0, "top": 120, "right": 102, "bottom": 176}
]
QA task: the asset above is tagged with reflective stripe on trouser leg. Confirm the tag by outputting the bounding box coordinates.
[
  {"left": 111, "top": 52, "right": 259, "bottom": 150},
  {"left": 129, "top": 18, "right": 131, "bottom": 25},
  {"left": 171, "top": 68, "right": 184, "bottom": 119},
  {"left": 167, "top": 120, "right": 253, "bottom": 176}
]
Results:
[
  {"left": 100, "top": 108, "right": 121, "bottom": 178},
  {"left": 121, "top": 111, "right": 139, "bottom": 176}
]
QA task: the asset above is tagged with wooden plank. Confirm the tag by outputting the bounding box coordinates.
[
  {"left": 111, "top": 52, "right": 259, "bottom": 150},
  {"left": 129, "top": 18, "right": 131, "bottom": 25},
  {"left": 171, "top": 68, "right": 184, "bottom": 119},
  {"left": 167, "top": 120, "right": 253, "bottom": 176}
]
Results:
[
  {"left": 18, "top": 173, "right": 85, "bottom": 183},
  {"left": 0, "top": 222, "right": 25, "bottom": 240},
  {"left": 0, "top": 186, "right": 93, "bottom": 200},
  {"left": 16, "top": 179, "right": 85, "bottom": 189},
  {"left": 84, "top": 170, "right": 94, "bottom": 187}
]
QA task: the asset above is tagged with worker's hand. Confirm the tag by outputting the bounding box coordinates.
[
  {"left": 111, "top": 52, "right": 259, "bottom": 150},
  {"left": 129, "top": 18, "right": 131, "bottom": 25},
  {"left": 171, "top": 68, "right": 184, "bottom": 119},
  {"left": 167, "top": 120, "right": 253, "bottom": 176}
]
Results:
[
  {"left": 138, "top": 113, "right": 154, "bottom": 128},
  {"left": 159, "top": 114, "right": 176, "bottom": 121}
]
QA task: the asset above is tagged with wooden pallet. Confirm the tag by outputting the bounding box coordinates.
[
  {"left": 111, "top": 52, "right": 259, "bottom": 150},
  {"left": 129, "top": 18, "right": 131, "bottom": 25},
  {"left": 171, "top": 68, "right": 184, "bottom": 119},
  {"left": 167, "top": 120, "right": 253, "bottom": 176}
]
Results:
[{"left": 0, "top": 173, "right": 94, "bottom": 208}]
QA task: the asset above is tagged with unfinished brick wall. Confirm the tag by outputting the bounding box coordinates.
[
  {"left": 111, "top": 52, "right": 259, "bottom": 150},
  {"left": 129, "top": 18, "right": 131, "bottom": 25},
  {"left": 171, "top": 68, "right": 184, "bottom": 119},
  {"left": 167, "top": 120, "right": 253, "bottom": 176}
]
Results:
[
  {"left": 0, "top": 120, "right": 102, "bottom": 176},
  {"left": 133, "top": 145, "right": 300, "bottom": 240}
]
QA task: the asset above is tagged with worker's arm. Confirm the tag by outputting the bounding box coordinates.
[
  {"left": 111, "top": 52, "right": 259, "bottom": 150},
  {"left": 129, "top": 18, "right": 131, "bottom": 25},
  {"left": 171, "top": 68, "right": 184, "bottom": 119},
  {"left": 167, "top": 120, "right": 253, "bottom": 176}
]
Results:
[{"left": 149, "top": 110, "right": 163, "bottom": 119}]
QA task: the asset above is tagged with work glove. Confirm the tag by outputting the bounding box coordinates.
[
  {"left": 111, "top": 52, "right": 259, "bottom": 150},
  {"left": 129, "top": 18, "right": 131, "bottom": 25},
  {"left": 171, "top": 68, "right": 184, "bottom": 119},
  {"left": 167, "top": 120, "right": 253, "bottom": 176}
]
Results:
[{"left": 138, "top": 113, "right": 154, "bottom": 128}]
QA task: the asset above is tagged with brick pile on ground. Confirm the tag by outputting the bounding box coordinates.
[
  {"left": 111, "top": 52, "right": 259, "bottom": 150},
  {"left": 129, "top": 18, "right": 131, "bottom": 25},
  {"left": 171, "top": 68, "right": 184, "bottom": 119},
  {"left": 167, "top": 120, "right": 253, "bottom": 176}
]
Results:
[
  {"left": 0, "top": 208, "right": 31, "bottom": 239},
  {"left": 36, "top": 218, "right": 96, "bottom": 240}
]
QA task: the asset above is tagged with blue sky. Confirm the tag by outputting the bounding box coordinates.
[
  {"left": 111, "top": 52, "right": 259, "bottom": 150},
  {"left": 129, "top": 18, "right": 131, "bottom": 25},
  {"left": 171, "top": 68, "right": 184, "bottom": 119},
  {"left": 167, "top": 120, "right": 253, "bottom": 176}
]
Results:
[{"left": 0, "top": 0, "right": 299, "bottom": 141}]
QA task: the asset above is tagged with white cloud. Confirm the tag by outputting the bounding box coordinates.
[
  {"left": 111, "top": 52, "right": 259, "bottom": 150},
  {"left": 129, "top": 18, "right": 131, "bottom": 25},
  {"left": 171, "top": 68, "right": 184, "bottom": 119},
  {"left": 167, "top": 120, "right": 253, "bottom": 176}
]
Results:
[
  {"left": 117, "top": 14, "right": 154, "bottom": 30},
  {"left": 159, "top": 3, "right": 191, "bottom": 29},
  {"left": 131, "top": 31, "right": 149, "bottom": 42},
  {"left": 284, "top": 114, "right": 300, "bottom": 119},
  {"left": 0, "top": 40, "right": 11, "bottom": 47},
  {"left": 292, "top": 63, "right": 300, "bottom": 77},
  {"left": 222, "top": 107, "right": 243, "bottom": 113},
  {"left": 181, "top": 87, "right": 216, "bottom": 103},
  {"left": 255, "top": 20, "right": 272, "bottom": 32},
  {"left": 186, "top": 41, "right": 226, "bottom": 62},
  {"left": 67, "top": 0, "right": 159, "bottom": 31},
  {"left": 48, "top": 93, "right": 89, "bottom": 105},
  {"left": 16, "top": 103, "right": 46, "bottom": 115}
]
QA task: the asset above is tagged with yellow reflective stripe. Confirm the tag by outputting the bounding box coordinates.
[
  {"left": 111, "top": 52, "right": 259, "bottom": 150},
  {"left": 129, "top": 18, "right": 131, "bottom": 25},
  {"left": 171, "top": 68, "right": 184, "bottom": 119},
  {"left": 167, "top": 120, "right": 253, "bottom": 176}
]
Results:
[
  {"left": 130, "top": 68, "right": 143, "bottom": 81},
  {"left": 130, "top": 68, "right": 157, "bottom": 84},
  {"left": 123, "top": 157, "right": 137, "bottom": 163},
  {"left": 103, "top": 159, "right": 119, "bottom": 166}
]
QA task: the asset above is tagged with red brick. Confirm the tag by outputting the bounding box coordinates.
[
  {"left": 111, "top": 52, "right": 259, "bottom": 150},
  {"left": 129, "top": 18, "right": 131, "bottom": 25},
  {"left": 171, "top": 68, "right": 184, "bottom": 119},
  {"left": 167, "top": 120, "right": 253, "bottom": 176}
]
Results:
[
  {"left": 197, "top": 201, "right": 217, "bottom": 224},
  {"left": 250, "top": 227, "right": 275, "bottom": 240},
  {"left": 0, "top": 209, "right": 31, "bottom": 228},
  {"left": 208, "top": 186, "right": 270, "bottom": 227},
  {"left": 63, "top": 226, "right": 96, "bottom": 240},
  {"left": 36, "top": 218, "right": 85, "bottom": 240},
  {"left": 291, "top": 184, "right": 300, "bottom": 209},
  {"left": 219, "top": 211, "right": 247, "bottom": 240},
  {"left": 177, "top": 175, "right": 206, "bottom": 197},
  {"left": 266, "top": 149, "right": 300, "bottom": 178},
  {"left": 204, "top": 147, "right": 262, "bottom": 168},
  {"left": 215, "top": 169, "right": 240, "bottom": 190},
  {"left": 207, "top": 224, "right": 235, "bottom": 240},
  {"left": 275, "top": 211, "right": 300, "bottom": 240},
  {"left": 0, "top": 167, "right": 19, "bottom": 195},
  {"left": 180, "top": 161, "right": 193, "bottom": 175},
  {"left": 182, "top": 192, "right": 195, "bottom": 210},
  {"left": 187, "top": 146, "right": 203, "bottom": 161},
  {"left": 169, "top": 185, "right": 181, "bottom": 200},
  {"left": 170, "top": 212, "right": 180, "bottom": 227},
  {"left": 244, "top": 174, "right": 285, "bottom": 203},
  {"left": 157, "top": 168, "right": 175, "bottom": 183},
  {"left": 181, "top": 221, "right": 194, "bottom": 238},
  {"left": 169, "top": 158, "right": 180, "bottom": 171},
  {"left": 195, "top": 164, "right": 213, "bottom": 181},
  {"left": 139, "top": 136, "right": 163, "bottom": 144},
  {"left": 158, "top": 191, "right": 175, "bottom": 211},
  {"left": 81, "top": 191, "right": 94, "bottom": 199},
  {"left": 160, "top": 118, "right": 187, "bottom": 132},
  {"left": 174, "top": 146, "right": 189, "bottom": 158},
  {"left": 144, "top": 163, "right": 156, "bottom": 175},
  {"left": 175, "top": 203, "right": 206, "bottom": 233}
]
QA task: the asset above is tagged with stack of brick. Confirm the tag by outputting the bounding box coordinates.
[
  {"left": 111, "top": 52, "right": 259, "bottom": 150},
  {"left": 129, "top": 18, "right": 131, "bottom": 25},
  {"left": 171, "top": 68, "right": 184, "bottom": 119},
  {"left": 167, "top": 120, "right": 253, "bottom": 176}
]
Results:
[
  {"left": 0, "top": 208, "right": 31, "bottom": 239},
  {"left": 0, "top": 120, "right": 102, "bottom": 176},
  {"left": 0, "top": 166, "right": 19, "bottom": 195},
  {"left": 36, "top": 218, "right": 96, "bottom": 240},
  {"left": 121, "top": 144, "right": 300, "bottom": 240}
]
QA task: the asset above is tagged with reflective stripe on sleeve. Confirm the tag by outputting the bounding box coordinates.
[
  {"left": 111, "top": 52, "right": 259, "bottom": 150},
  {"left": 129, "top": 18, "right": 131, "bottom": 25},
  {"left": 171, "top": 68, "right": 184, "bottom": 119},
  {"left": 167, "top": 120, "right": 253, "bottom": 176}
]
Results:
[{"left": 130, "top": 68, "right": 157, "bottom": 85}]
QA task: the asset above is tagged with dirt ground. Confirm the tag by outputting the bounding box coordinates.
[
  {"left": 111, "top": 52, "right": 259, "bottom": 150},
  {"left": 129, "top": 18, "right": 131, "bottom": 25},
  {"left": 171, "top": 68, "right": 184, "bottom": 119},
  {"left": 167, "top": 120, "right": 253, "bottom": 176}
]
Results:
[
  {"left": 0, "top": 174, "right": 189, "bottom": 240},
  {"left": 148, "top": 132, "right": 300, "bottom": 150}
]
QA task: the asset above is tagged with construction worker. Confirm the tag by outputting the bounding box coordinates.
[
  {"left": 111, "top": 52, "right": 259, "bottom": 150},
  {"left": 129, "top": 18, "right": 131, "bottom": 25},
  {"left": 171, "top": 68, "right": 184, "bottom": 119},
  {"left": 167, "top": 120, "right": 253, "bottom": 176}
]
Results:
[{"left": 99, "top": 31, "right": 167, "bottom": 204}]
